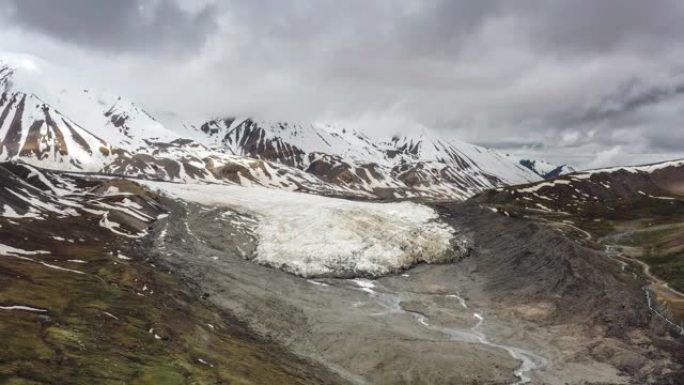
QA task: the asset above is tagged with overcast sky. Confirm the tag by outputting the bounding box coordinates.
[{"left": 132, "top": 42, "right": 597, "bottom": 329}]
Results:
[{"left": 2, "top": 0, "right": 684, "bottom": 168}]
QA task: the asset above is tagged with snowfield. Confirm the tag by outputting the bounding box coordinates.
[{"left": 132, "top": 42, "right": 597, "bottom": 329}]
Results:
[{"left": 141, "top": 181, "right": 458, "bottom": 277}]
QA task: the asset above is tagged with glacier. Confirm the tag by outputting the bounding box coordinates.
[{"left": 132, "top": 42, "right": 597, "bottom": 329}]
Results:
[{"left": 141, "top": 180, "right": 459, "bottom": 277}]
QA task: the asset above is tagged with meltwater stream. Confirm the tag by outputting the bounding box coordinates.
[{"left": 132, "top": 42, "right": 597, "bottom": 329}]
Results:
[{"left": 352, "top": 279, "right": 547, "bottom": 385}]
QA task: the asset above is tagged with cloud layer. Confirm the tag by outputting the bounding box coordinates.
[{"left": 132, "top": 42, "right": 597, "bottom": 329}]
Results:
[
  {"left": 3, "top": 0, "right": 217, "bottom": 53},
  {"left": 1, "top": 0, "right": 684, "bottom": 168}
]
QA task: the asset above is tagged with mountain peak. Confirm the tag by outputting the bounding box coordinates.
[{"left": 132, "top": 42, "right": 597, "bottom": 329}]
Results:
[
  {"left": 0, "top": 53, "right": 560, "bottom": 199},
  {"left": 518, "top": 158, "right": 576, "bottom": 179}
]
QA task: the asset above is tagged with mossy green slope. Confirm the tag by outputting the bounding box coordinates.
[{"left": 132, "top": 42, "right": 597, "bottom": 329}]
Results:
[{"left": 0, "top": 187, "right": 343, "bottom": 385}]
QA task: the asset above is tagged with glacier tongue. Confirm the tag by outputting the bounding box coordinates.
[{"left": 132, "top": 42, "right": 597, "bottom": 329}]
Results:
[{"left": 142, "top": 180, "right": 460, "bottom": 277}]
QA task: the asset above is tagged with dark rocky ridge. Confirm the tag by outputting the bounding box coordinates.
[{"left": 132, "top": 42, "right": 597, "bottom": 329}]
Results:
[{"left": 435, "top": 202, "right": 650, "bottom": 333}]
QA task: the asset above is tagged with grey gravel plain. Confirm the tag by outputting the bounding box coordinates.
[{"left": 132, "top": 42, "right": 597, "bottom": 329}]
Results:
[{"left": 136, "top": 198, "right": 684, "bottom": 385}]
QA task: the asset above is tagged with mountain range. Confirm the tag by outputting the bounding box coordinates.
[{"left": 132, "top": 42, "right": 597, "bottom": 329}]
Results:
[{"left": 0, "top": 57, "right": 572, "bottom": 200}]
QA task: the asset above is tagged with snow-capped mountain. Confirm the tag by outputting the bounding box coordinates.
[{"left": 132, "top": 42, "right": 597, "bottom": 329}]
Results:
[
  {"left": 0, "top": 57, "right": 180, "bottom": 152},
  {"left": 1, "top": 55, "right": 551, "bottom": 200},
  {"left": 518, "top": 159, "right": 575, "bottom": 179},
  {"left": 190, "top": 118, "right": 543, "bottom": 199},
  {"left": 0, "top": 65, "right": 115, "bottom": 171},
  {"left": 480, "top": 158, "right": 684, "bottom": 215}
]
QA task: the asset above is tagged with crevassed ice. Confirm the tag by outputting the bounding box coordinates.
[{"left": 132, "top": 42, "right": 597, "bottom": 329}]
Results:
[{"left": 142, "top": 181, "right": 456, "bottom": 277}]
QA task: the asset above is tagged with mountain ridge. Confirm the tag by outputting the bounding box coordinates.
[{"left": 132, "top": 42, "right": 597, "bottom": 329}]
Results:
[{"left": 1, "top": 56, "right": 563, "bottom": 200}]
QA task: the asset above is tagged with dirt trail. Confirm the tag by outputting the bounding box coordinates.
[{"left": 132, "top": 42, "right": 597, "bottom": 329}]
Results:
[
  {"left": 601, "top": 232, "right": 684, "bottom": 336},
  {"left": 601, "top": 225, "right": 684, "bottom": 298}
]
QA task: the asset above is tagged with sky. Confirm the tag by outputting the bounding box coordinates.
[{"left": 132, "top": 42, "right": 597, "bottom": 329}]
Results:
[{"left": 1, "top": 0, "right": 684, "bottom": 168}]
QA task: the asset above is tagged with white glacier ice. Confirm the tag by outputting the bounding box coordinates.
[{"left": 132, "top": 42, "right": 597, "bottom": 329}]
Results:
[{"left": 141, "top": 181, "right": 457, "bottom": 277}]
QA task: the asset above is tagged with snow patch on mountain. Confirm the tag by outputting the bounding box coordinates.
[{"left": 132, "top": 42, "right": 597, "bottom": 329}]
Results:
[{"left": 578, "top": 158, "right": 684, "bottom": 176}]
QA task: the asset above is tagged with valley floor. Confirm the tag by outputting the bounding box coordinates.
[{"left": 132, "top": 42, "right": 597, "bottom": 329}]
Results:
[
  {"left": 138, "top": 197, "right": 684, "bottom": 385},
  {"left": 1, "top": 166, "right": 683, "bottom": 384}
]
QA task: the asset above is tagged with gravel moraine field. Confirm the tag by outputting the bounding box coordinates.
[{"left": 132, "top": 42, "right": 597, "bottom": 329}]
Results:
[{"left": 135, "top": 193, "right": 684, "bottom": 385}]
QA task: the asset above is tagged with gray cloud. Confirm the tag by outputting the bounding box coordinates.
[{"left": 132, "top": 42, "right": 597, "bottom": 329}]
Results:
[
  {"left": 2, "top": 0, "right": 684, "bottom": 168},
  {"left": 2, "top": 0, "right": 217, "bottom": 53},
  {"left": 648, "top": 128, "right": 684, "bottom": 152},
  {"left": 526, "top": 1, "right": 684, "bottom": 54},
  {"left": 553, "top": 76, "right": 684, "bottom": 128}
]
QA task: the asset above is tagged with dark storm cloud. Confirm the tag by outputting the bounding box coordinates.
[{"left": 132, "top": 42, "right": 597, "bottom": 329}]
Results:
[
  {"left": 525, "top": 1, "right": 684, "bottom": 53},
  {"left": 556, "top": 76, "right": 684, "bottom": 127},
  {"left": 2, "top": 0, "right": 217, "bottom": 52},
  {"left": 223, "top": 1, "right": 684, "bottom": 59}
]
